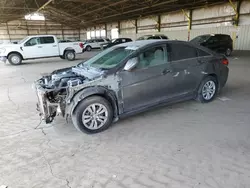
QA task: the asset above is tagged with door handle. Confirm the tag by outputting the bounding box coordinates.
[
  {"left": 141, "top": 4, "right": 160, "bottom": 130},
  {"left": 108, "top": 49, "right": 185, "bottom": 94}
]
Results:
[
  {"left": 162, "top": 69, "right": 171, "bottom": 75},
  {"left": 37, "top": 46, "right": 42, "bottom": 48},
  {"left": 53, "top": 45, "right": 57, "bottom": 47}
]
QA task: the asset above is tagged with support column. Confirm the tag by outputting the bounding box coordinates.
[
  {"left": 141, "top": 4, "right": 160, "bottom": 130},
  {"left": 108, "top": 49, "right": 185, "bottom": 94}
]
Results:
[
  {"left": 229, "top": 0, "right": 242, "bottom": 49},
  {"left": 26, "top": 21, "right": 29, "bottom": 35},
  {"left": 105, "top": 23, "right": 108, "bottom": 37},
  {"left": 61, "top": 24, "right": 64, "bottom": 39},
  {"left": 44, "top": 20, "right": 48, "bottom": 34},
  {"left": 182, "top": 9, "right": 192, "bottom": 41},
  {"left": 6, "top": 22, "right": 11, "bottom": 42},
  {"left": 135, "top": 19, "right": 138, "bottom": 34},
  {"left": 118, "top": 21, "right": 121, "bottom": 35},
  {"left": 157, "top": 15, "right": 161, "bottom": 32}
]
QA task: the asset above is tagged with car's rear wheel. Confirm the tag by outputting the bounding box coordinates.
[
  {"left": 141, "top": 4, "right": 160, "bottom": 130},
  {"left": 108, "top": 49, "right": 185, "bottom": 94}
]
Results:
[
  {"left": 225, "top": 48, "right": 232, "bottom": 56},
  {"left": 65, "top": 51, "right": 75, "bottom": 61},
  {"left": 72, "top": 96, "right": 114, "bottom": 134},
  {"left": 8, "top": 53, "right": 22, "bottom": 65},
  {"left": 86, "top": 45, "right": 92, "bottom": 51},
  {"left": 196, "top": 76, "right": 218, "bottom": 103}
]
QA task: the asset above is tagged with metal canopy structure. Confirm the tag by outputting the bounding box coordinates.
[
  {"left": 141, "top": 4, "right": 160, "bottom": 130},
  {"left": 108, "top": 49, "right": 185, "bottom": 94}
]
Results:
[{"left": 0, "top": 0, "right": 230, "bottom": 28}]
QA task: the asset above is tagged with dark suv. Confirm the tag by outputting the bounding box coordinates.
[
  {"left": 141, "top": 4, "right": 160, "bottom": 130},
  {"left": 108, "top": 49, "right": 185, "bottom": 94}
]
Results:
[{"left": 190, "top": 34, "right": 233, "bottom": 56}]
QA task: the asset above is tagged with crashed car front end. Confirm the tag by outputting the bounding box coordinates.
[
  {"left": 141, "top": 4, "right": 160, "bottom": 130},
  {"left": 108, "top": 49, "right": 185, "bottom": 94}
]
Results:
[
  {"left": 35, "top": 82, "right": 64, "bottom": 123},
  {"left": 34, "top": 66, "right": 103, "bottom": 123}
]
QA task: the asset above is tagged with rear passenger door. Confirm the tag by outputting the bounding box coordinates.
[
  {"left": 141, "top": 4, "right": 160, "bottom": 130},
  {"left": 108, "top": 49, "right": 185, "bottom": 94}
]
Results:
[
  {"left": 39, "top": 36, "right": 59, "bottom": 57},
  {"left": 168, "top": 42, "right": 203, "bottom": 95}
]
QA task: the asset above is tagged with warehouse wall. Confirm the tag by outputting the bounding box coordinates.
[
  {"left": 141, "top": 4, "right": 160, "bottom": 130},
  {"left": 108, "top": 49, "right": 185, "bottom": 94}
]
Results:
[
  {"left": 0, "top": 20, "right": 86, "bottom": 44},
  {"left": 117, "top": 1, "right": 250, "bottom": 50}
]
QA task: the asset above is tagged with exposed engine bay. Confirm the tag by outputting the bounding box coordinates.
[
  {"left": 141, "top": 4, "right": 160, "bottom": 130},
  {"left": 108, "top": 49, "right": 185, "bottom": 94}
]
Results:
[{"left": 35, "top": 65, "right": 103, "bottom": 123}]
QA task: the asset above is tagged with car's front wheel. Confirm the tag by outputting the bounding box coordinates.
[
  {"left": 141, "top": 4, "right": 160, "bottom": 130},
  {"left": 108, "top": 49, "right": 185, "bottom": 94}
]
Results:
[
  {"left": 8, "top": 53, "right": 22, "bottom": 65},
  {"left": 72, "top": 96, "right": 114, "bottom": 134},
  {"left": 196, "top": 76, "right": 218, "bottom": 103}
]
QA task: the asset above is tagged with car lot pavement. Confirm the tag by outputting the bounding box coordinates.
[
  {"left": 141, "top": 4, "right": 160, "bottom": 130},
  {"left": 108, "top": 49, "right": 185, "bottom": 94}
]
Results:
[{"left": 0, "top": 51, "right": 250, "bottom": 188}]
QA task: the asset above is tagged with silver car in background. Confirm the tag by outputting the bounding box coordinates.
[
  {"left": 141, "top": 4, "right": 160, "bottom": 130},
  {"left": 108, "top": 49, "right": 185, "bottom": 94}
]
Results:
[{"left": 34, "top": 40, "right": 229, "bottom": 134}]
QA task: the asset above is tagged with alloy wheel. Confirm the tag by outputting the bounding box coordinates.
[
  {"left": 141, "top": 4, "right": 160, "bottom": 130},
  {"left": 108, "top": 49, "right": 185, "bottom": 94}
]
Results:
[
  {"left": 82, "top": 103, "right": 108, "bottom": 130},
  {"left": 202, "top": 80, "right": 216, "bottom": 100}
]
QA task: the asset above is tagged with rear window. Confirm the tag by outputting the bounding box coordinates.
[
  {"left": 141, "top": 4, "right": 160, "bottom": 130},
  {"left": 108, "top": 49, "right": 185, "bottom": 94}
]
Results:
[
  {"left": 190, "top": 35, "right": 211, "bottom": 43},
  {"left": 40, "top": 37, "right": 55, "bottom": 44},
  {"left": 170, "top": 43, "right": 197, "bottom": 61},
  {"left": 148, "top": 36, "right": 161, "bottom": 39},
  {"left": 197, "top": 49, "right": 210, "bottom": 57},
  {"left": 218, "top": 35, "right": 231, "bottom": 41},
  {"left": 161, "top": 36, "right": 168, "bottom": 39},
  {"left": 96, "top": 39, "right": 104, "bottom": 42}
]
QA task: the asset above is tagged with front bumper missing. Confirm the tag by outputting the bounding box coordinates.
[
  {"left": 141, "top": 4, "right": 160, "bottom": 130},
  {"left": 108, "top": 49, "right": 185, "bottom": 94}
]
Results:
[{"left": 35, "top": 85, "right": 60, "bottom": 124}]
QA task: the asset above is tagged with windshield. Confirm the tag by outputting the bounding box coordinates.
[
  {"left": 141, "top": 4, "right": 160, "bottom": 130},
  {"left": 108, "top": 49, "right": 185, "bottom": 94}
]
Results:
[
  {"left": 190, "top": 35, "right": 211, "bottom": 43},
  {"left": 78, "top": 46, "right": 135, "bottom": 70},
  {"left": 18, "top": 37, "right": 29, "bottom": 44}
]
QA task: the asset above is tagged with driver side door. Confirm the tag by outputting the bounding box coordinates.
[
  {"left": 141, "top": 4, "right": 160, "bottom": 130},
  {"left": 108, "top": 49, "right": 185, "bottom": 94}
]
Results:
[
  {"left": 119, "top": 44, "right": 176, "bottom": 113},
  {"left": 22, "top": 37, "right": 44, "bottom": 59}
]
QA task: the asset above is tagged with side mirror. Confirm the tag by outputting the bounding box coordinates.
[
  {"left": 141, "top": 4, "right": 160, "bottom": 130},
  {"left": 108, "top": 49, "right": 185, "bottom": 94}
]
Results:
[{"left": 124, "top": 57, "right": 138, "bottom": 71}]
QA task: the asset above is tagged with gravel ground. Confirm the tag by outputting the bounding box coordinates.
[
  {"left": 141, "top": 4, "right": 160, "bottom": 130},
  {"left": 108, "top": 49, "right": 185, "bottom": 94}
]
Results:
[{"left": 0, "top": 51, "right": 250, "bottom": 188}]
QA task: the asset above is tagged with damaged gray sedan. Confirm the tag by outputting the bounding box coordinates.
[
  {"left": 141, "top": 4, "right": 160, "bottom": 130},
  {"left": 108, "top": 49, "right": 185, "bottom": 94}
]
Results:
[{"left": 34, "top": 40, "right": 229, "bottom": 134}]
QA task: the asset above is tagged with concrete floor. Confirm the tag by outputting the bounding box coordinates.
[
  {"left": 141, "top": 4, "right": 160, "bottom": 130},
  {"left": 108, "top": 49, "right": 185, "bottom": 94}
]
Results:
[{"left": 0, "top": 51, "right": 250, "bottom": 188}]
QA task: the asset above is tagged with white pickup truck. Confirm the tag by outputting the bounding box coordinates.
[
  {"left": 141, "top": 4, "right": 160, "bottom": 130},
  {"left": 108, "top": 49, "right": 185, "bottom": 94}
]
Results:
[{"left": 0, "top": 35, "right": 83, "bottom": 65}]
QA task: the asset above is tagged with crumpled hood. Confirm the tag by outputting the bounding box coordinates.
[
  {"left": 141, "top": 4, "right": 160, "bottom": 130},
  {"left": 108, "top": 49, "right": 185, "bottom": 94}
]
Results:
[{"left": 36, "top": 65, "right": 104, "bottom": 90}]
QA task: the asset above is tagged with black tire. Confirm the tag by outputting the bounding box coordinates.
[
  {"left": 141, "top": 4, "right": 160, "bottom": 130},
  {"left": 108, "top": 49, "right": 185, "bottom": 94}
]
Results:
[
  {"left": 225, "top": 48, "right": 232, "bottom": 56},
  {"left": 8, "top": 53, "right": 22, "bottom": 65},
  {"left": 72, "top": 96, "right": 114, "bottom": 134},
  {"left": 64, "top": 51, "right": 75, "bottom": 61},
  {"left": 86, "top": 45, "right": 92, "bottom": 51},
  {"left": 196, "top": 76, "right": 218, "bottom": 103},
  {"left": 59, "top": 55, "right": 65, "bottom": 59}
]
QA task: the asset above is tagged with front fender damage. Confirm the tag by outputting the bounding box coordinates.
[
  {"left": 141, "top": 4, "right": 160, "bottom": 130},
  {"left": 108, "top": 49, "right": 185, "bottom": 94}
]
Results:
[{"left": 35, "top": 74, "right": 121, "bottom": 124}]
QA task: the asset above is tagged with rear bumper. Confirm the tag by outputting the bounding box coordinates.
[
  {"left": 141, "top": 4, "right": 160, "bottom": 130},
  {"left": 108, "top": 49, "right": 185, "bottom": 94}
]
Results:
[{"left": 220, "top": 66, "right": 229, "bottom": 89}]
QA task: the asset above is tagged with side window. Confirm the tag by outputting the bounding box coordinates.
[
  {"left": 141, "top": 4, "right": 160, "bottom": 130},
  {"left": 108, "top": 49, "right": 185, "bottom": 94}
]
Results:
[
  {"left": 197, "top": 49, "right": 210, "bottom": 57},
  {"left": 96, "top": 39, "right": 104, "bottom": 42},
  {"left": 136, "top": 46, "right": 166, "bottom": 69},
  {"left": 207, "top": 36, "right": 219, "bottom": 44},
  {"left": 148, "top": 36, "right": 161, "bottom": 40},
  {"left": 40, "top": 37, "right": 55, "bottom": 44},
  {"left": 122, "top": 39, "right": 126, "bottom": 43},
  {"left": 170, "top": 43, "right": 197, "bottom": 61},
  {"left": 24, "top": 37, "right": 40, "bottom": 46},
  {"left": 161, "top": 36, "right": 168, "bottom": 39}
]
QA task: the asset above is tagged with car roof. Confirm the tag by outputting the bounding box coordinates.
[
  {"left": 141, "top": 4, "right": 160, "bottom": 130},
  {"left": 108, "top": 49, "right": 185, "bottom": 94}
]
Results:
[
  {"left": 116, "top": 39, "right": 170, "bottom": 48},
  {"left": 198, "top": 34, "right": 230, "bottom": 37},
  {"left": 28, "top": 35, "right": 55, "bottom": 37}
]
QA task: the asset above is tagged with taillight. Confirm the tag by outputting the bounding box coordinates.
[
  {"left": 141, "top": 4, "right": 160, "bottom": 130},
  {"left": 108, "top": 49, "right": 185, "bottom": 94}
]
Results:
[
  {"left": 222, "top": 58, "right": 229, "bottom": 66},
  {"left": 79, "top": 42, "right": 83, "bottom": 48}
]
